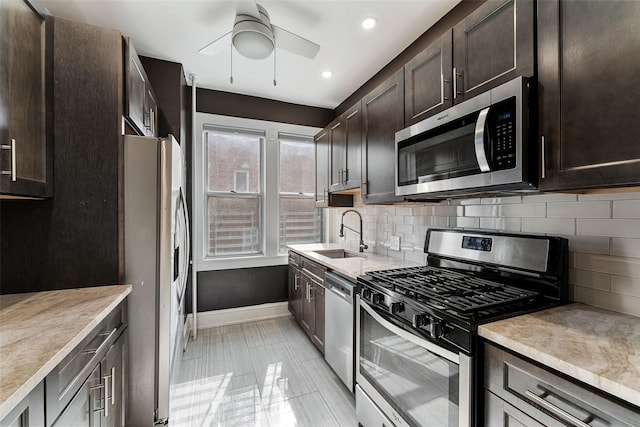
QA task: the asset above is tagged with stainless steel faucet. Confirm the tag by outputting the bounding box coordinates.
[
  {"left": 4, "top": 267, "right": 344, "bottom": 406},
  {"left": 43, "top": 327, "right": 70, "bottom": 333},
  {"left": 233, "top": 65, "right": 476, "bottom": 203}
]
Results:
[{"left": 339, "top": 209, "right": 368, "bottom": 252}]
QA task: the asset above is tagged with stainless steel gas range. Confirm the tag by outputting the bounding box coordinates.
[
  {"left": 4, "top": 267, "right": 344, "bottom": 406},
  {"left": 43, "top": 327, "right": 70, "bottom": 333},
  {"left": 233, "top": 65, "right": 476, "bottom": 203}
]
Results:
[{"left": 355, "top": 228, "right": 568, "bottom": 427}]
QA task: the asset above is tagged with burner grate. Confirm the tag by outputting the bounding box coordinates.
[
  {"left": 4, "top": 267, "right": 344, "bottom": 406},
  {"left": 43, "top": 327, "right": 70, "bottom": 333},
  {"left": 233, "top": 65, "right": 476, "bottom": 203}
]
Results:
[{"left": 363, "top": 266, "right": 541, "bottom": 314}]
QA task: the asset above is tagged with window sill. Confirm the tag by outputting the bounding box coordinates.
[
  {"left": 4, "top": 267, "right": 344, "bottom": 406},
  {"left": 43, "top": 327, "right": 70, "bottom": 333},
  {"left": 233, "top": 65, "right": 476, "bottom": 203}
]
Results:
[{"left": 195, "top": 255, "right": 289, "bottom": 272}]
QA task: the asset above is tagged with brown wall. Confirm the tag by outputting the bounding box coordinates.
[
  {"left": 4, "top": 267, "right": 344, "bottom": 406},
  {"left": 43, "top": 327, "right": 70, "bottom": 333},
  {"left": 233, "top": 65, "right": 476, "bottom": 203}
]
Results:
[{"left": 196, "top": 88, "right": 333, "bottom": 128}]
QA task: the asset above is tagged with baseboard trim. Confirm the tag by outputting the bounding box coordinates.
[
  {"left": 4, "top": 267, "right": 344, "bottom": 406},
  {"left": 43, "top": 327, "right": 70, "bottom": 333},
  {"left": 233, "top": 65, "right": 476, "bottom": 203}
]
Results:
[{"left": 186, "top": 302, "right": 290, "bottom": 330}]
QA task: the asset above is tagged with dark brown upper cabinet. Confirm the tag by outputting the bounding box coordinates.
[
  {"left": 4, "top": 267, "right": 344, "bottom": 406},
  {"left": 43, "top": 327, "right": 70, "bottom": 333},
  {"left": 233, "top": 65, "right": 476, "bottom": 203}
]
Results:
[
  {"left": 452, "top": 0, "right": 534, "bottom": 103},
  {"left": 538, "top": 0, "right": 640, "bottom": 191},
  {"left": 404, "top": 31, "right": 453, "bottom": 126},
  {"left": 315, "top": 128, "right": 352, "bottom": 208},
  {"left": 329, "top": 101, "right": 362, "bottom": 192},
  {"left": 0, "top": 0, "right": 52, "bottom": 198},
  {"left": 361, "top": 69, "right": 404, "bottom": 205},
  {"left": 124, "top": 38, "right": 157, "bottom": 137}
]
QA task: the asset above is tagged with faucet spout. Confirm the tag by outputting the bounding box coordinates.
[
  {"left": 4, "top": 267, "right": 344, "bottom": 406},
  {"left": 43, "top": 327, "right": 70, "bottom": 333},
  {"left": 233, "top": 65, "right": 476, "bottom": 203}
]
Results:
[{"left": 340, "top": 209, "right": 368, "bottom": 252}]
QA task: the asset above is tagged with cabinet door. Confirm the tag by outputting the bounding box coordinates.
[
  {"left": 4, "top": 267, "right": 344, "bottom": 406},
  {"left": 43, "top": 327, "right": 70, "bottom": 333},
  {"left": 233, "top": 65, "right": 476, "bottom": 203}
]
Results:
[
  {"left": 0, "top": 382, "right": 45, "bottom": 427},
  {"left": 300, "top": 275, "right": 314, "bottom": 337},
  {"left": 361, "top": 69, "right": 404, "bottom": 204},
  {"left": 51, "top": 365, "right": 100, "bottom": 427},
  {"left": 312, "top": 282, "right": 325, "bottom": 354},
  {"left": 485, "top": 392, "right": 548, "bottom": 427},
  {"left": 328, "top": 116, "right": 344, "bottom": 190},
  {"left": 125, "top": 39, "right": 147, "bottom": 136},
  {"left": 404, "top": 31, "right": 453, "bottom": 126},
  {"left": 452, "top": 0, "right": 534, "bottom": 103},
  {"left": 101, "top": 332, "right": 125, "bottom": 427},
  {"left": 287, "top": 265, "right": 302, "bottom": 321},
  {"left": 538, "top": 0, "right": 640, "bottom": 191},
  {"left": 343, "top": 101, "right": 362, "bottom": 189},
  {"left": 314, "top": 130, "right": 329, "bottom": 207},
  {"left": 0, "top": 0, "right": 51, "bottom": 198}
]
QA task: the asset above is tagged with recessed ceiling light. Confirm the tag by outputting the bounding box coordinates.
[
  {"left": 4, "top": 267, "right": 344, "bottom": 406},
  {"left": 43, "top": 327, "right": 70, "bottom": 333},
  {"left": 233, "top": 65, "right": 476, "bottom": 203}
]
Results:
[
  {"left": 322, "top": 71, "right": 333, "bottom": 79},
  {"left": 362, "top": 17, "right": 377, "bottom": 30}
]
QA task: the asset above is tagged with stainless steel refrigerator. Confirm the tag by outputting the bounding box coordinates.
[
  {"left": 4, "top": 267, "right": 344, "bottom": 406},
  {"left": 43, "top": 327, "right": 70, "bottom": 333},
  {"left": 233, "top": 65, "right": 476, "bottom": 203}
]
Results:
[{"left": 123, "top": 134, "right": 190, "bottom": 426}]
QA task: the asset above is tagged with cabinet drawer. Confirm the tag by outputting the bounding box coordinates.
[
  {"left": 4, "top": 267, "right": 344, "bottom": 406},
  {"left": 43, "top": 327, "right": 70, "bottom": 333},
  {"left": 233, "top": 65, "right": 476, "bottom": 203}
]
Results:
[
  {"left": 288, "top": 251, "right": 301, "bottom": 268},
  {"left": 301, "top": 257, "right": 326, "bottom": 281},
  {"left": 46, "top": 303, "right": 126, "bottom": 426},
  {"left": 485, "top": 343, "right": 640, "bottom": 427}
]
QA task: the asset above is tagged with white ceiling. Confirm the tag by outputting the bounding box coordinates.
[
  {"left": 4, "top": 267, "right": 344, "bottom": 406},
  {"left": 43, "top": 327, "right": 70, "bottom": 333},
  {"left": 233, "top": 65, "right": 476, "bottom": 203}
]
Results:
[{"left": 42, "top": 0, "right": 461, "bottom": 110}]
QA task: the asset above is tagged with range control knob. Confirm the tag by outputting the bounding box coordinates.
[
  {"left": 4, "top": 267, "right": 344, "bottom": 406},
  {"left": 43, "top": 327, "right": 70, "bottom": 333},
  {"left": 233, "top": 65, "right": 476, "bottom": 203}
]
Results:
[
  {"left": 412, "top": 313, "right": 426, "bottom": 328},
  {"left": 389, "top": 302, "right": 404, "bottom": 315},
  {"left": 361, "top": 288, "right": 372, "bottom": 300},
  {"left": 372, "top": 293, "right": 384, "bottom": 305},
  {"left": 428, "top": 320, "right": 444, "bottom": 339}
]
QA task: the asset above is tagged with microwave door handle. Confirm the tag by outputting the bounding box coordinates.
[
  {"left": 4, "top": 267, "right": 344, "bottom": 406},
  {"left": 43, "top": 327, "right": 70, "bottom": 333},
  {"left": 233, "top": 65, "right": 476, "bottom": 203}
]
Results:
[{"left": 474, "top": 107, "right": 491, "bottom": 172}]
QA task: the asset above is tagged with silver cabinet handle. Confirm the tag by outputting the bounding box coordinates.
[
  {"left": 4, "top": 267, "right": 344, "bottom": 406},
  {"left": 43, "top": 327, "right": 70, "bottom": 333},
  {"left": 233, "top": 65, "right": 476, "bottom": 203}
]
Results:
[
  {"left": 541, "top": 136, "right": 546, "bottom": 179},
  {"left": 525, "top": 389, "right": 592, "bottom": 427},
  {"left": 343, "top": 168, "right": 348, "bottom": 183},
  {"left": 309, "top": 284, "right": 314, "bottom": 301},
  {"left": 110, "top": 366, "right": 116, "bottom": 407},
  {"left": 103, "top": 371, "right": 112, "bottom": 417},
  {"left": 1, "top": 139, "right": 16, "bottom": 181},
  {"left": 453, "top": 68, "right": 463, "bottom": 99},
  {"left": 294, "top": 275, "right": 300, "bottom": 290},
  {"left": 441, "top": 73, "right": 449, "bottom": 102}
]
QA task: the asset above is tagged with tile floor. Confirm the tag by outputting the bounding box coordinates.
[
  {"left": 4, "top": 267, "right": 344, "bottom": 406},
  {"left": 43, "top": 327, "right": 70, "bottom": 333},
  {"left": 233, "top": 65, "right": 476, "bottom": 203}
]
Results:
[{"left": 169, "top": 316, "right": 356, "bottom": 426}]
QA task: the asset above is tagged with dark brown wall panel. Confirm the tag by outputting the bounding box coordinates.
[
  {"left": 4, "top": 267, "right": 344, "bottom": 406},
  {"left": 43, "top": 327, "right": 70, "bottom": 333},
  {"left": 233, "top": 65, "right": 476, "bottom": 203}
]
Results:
[
  {"left": 196, "top": 88, "right": 333, "bottom": 128},
  {"left": 195, "top": 266, "right": 287, "bottom": 312}
]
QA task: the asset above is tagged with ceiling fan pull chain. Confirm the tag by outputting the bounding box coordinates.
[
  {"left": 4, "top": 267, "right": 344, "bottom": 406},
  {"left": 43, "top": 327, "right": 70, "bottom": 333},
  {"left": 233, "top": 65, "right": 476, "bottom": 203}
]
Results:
[
  {"left": 230, "top": 37, "right": 234, "bottom": 84},
  {"left": 273, "top": 48, "right": 277, "bottom": 86}
]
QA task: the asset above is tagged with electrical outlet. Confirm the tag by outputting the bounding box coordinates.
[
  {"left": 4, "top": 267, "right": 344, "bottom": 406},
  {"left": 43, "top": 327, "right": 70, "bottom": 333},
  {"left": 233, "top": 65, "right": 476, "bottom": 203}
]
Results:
[{"left": 390, "top": 235, "right": 401, "bottom": 251}]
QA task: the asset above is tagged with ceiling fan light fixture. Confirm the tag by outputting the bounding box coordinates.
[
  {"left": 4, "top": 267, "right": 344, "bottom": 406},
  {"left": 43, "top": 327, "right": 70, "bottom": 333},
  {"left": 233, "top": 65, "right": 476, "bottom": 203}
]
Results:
[
  {"left": 362, "top": 16, "right": 378, "bottom": 30},
  {"left": 232, "top": 29, "right": 274, "bottom": 59}
]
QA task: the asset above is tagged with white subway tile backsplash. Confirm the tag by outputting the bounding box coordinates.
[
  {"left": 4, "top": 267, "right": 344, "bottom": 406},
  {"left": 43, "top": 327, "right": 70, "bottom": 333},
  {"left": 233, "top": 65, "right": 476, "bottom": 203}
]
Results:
[
  {"left": 611, "top": 275, "right": 640, "bottom": 297},
  {"left": 465, "top": 205, "right": 496, "bottom": 217},
  {"left": 325, "top": 191, "right": 640, "bottom": 317},
  {"left": 479, "top": 217, "right": 522, "bottom": 232},
  {"left": 574, "top": 253, "right": 640, "bottom": 278},
  {"left": 522, "top": 218, "right": 575, "bottom": 235},
  {"left": 497, "top": 203, "right": 546, "bottom": 218},
  {"left": 611, "top": 238, "right": 640, "bottom": 259},
  {"left": 523, "top": 193, "right": 577, "bottom": 203},
  {"left": 547, "top": 201, "right": 611, "bottom": 219},
  {"left": 577, "top": 219, "right": 640, "bottom": 238},
  {"left": 612, "top": 200, "right": 640, "bottom": 219}
]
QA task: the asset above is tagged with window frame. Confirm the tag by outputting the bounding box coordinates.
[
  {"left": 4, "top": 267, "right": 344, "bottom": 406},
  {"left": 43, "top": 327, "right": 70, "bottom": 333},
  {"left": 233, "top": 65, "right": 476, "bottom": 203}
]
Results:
[{"left": 194, "top": 113, "right": 322, "bottom": 271}]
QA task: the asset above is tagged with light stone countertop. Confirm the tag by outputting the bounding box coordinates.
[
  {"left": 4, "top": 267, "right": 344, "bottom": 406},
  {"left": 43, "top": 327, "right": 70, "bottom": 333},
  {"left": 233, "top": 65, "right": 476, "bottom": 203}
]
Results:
[
  {"left": 479, "top": 303, "right": 640, "bottom": 407},
  {"left": 288, "top": 243, "right": 421, "bottom": 280},
  {"left": 0, "top": 285, "right": 132, "bottom": 419}
]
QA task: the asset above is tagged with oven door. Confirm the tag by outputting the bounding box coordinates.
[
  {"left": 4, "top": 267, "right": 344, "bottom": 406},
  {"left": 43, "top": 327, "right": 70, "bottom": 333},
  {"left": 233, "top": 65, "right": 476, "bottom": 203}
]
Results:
[{"left": 356, "top": 296, "right": 472, "bottom": 427}]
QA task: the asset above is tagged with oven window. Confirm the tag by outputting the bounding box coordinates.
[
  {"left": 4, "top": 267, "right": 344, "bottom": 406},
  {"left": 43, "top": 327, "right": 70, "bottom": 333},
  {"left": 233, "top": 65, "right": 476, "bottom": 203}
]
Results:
[{"left": 360, "top": 307, "right": 459, "bottom": 427}]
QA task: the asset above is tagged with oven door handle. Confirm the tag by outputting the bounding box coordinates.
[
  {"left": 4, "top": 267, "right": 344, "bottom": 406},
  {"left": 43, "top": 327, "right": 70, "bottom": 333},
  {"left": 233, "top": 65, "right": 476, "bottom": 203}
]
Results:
[
  {"left": 474, "top": 107, "right": 491, "bottom": 172},
  {"left": 360, "top": 299, "right": 460, "bottom": 364}
]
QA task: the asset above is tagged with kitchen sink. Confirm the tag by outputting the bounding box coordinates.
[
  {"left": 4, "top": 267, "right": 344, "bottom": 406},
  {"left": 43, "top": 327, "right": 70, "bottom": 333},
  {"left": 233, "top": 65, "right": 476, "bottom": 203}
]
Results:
[{"left": 313, "top": 249, "right": 363, "bottom": 259}]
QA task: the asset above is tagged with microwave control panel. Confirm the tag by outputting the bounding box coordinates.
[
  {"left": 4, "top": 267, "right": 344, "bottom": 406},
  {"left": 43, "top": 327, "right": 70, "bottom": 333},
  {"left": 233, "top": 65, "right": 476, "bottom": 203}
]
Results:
[{"left": 489, "top": 98, "right": 517, "bottom": 170}]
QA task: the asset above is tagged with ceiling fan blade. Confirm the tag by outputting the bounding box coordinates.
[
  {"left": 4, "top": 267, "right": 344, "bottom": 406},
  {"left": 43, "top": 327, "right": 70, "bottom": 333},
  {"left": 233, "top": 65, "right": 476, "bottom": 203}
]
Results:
[
  {"left": 272, "top": 25, "right": 320, "bottom": 59},
  {"left": 198, "top": 31, "right": 232, "bottom": 56},
  {"left": 235, "top": 0, "right": 260, "bottom": 18}
]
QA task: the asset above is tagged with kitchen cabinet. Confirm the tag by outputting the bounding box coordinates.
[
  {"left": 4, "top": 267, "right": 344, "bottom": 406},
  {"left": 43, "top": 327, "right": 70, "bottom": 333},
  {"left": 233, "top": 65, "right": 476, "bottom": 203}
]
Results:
[
  {"left": 404, "top": 31, "right": 453, "bottom": 126},
  {"left": 297, "top": 255, "right": 326, "bottom": 354},
  {"left": 484, "top": 342, "right": 639, "bottom": 427},
  {"left": 0, "top": 0, "right": 52, "bottom": 198},
  {"left": 124, "top": 38, "right": 157, "bottom": 137},
  {"left": 361, "top": 69, "right": 404, "bottom": 204},
  {"left": 538, "top": 0, "right": 640, "bottom": 191},
  {"left": 46, "top": 303, "right": 127, "bottom": 427},
  {"left": 0, "top": 382, "right": 45, "bottom": 427},
  {"left": 329, "top": 101, "right": 362, "bottom": 192},
  {"left": 452, "top": 0, "right": 534, "bottom": 103},
  {"left": 314, "top": 129, "right": 352, "bottom": 208},
  {"left": 288, "top": 251, "right": 303, "bottom": 322}
]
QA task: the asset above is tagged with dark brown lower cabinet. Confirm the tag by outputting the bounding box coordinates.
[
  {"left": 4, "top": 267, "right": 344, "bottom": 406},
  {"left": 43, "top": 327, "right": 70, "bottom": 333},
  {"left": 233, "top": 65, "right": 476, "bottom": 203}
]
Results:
[
  {"left": 289, "top": 253, "right": 326, "bottom": 354},
  {"left": 311, "top": 281, "right": 325, "bottom": 353},
  {"left": 0, "top": 382, "right": 45, "bottom": 427},
  {"left": 287, "top": 253, "right": 303, "bottom": 321}
]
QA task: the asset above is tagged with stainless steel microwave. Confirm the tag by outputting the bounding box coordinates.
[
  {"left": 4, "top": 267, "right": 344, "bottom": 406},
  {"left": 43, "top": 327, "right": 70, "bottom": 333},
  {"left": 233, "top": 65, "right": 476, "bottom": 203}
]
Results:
[{"left": 395, "top": 76, "right": 536, "bottom": 198}]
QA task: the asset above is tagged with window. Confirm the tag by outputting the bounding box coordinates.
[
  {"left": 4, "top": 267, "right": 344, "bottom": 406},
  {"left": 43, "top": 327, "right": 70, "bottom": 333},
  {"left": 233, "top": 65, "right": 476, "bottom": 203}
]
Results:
[
  {"left": 278, "top": 134, "right": 321, "bottom": 252},
  {"left": 195, "top": 113, "right": 322, "bottom": 270},
  {"left": 205, "top": 127, "right": 263, "bottom": 257}
]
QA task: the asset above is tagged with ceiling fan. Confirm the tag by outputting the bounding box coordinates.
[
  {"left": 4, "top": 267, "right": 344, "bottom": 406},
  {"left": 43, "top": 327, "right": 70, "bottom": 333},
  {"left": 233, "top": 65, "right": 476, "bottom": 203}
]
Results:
[{"left": 198, "top": 1, "right": 321, "bottom": 61}]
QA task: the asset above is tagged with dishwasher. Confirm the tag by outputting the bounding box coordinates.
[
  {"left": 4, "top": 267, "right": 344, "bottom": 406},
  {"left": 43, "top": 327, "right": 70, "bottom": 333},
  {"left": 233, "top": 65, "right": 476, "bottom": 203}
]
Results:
[{"left": 324, "top": 271, "right": 355, "bottom": 392}]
